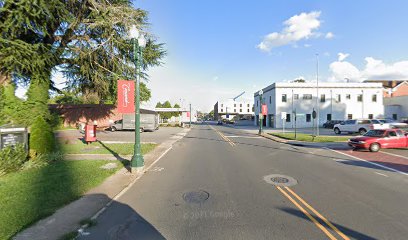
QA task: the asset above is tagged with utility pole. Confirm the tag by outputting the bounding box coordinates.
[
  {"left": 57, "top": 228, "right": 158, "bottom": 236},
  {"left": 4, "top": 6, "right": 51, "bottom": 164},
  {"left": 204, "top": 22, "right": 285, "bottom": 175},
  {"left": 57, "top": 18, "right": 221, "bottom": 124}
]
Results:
[
  {"left": 258, "top": 90, "right": 263, "bottom": 134},
  {"left": 189, "top": 103, "right": 192, "bottom": 127}
]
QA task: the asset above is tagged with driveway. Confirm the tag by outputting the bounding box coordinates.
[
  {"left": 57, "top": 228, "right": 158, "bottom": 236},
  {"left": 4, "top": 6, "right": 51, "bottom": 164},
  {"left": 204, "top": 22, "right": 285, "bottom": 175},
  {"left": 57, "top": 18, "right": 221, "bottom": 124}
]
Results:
[{"left": 55, "top": 127, "right": 185, "bottom": 144}]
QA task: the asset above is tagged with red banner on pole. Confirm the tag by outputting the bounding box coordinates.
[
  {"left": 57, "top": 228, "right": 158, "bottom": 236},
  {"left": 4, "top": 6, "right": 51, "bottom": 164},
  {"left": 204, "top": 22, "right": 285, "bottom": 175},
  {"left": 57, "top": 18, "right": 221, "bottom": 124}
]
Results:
[
  {"left": 117, "top": 80, "right": 135, "bottom": 113},
  {"left": 262, "top": 104, "right": 268, "bottom": 115},
  {"left": 187, "top": 111, "right": 191, "bottom": 117}
]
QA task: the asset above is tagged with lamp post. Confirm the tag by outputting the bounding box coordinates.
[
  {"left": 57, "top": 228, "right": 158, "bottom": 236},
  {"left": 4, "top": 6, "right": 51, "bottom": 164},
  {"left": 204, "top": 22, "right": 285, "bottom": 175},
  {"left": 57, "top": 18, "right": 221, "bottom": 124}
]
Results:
[
  {"left": 316, "top": 53, "right": 320, "bottom": 136},
  {"left": 258, "top": 89, "right": 263, "bottom": 134},
  {"left": 129, "top": 25, "right": 146, "bottom": 173}
]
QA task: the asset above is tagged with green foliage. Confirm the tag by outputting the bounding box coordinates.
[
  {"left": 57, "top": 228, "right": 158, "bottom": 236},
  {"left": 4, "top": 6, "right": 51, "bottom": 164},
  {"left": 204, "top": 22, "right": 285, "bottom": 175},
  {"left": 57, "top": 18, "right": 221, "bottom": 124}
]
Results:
[
  {"left": 156, "top": 101, "right": 181, "bottom": 120},
  {"left": 29, "top": 116, "right": 55, "bottom": 155},
  {"left": 0, "top": 0, "right": 165, "bottom": 125},
  {"left": 0, "top": 144, "right": 27, "bottom": 175}
]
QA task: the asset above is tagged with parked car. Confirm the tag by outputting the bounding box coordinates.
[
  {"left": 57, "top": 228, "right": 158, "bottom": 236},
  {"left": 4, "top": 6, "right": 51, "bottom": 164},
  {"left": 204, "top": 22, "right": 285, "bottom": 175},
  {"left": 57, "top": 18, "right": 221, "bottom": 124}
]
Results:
[
  {"left": 217, "top": 120, "right": 223, "bottom": 125},
  {"left": 377, "top": 119, "right": 408, "bottom": 128},
  {"left": 333, "top": 119, "right": 386, "bottom": 135},
  {"left": 323, "top": 120, "right": 343, "bottom": 128},
  {"left": 348, "top": 129, "right": 408, "bottom": 152}
]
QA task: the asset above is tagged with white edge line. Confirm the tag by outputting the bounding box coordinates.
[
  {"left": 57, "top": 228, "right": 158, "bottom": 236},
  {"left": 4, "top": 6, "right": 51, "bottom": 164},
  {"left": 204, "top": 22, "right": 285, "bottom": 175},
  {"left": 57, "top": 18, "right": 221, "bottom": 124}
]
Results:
[
  {"left": 77, "top": 144, "right": 177, "bottom": 234},
  {"left": 323, "top": 147, "right": 408, "bottom": 176},
  {"left": 380, "top": 150, "right": 408, "bottom": 160}
]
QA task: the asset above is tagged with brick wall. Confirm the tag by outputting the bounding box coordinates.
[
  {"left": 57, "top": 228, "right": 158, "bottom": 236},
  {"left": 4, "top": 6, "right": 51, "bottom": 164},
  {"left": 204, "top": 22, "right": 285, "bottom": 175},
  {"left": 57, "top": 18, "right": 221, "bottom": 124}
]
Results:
[{"left": 49, "top": 104, "right": 123, "bottom": 128}]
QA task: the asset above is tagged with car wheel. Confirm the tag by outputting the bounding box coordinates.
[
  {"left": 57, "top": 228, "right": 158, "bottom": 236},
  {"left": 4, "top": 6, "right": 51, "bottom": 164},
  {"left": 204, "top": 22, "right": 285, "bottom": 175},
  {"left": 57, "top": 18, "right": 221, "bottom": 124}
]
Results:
[
  {"left": 111, "top": 126, "right": 116, "bottom": 132},
  {"left": 334, "top": 128, "right": 341, "bottom": 134},
  {"left": 359, "top": 128, "right": 367, "bottom": 135},
  {"left": 369, "top": 143, "right": 380, "bottom": 152}
]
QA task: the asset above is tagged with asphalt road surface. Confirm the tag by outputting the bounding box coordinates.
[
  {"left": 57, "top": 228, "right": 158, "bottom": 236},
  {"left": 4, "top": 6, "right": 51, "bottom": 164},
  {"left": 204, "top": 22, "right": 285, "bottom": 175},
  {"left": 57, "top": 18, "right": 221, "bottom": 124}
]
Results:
[{"left": 80, "top": 123, "right": 408, "bottom": 240}]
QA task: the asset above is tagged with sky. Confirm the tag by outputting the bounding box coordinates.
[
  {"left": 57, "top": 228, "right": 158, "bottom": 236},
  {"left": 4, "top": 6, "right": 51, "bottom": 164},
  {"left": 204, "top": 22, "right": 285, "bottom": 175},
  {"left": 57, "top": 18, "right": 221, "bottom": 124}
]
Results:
[
  {"left": 134, "top": 0, "right": 408, "bottom": 112},
  {"left": 16, "top": 0, "right": 408, "bottom": 112}
]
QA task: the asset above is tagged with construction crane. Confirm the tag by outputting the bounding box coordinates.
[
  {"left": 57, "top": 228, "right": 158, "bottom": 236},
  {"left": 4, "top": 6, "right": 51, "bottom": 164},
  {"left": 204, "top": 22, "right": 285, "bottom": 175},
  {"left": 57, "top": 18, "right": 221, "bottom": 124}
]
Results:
[{"left": 232, "top": 91, "right": 245, "bottom": 101}]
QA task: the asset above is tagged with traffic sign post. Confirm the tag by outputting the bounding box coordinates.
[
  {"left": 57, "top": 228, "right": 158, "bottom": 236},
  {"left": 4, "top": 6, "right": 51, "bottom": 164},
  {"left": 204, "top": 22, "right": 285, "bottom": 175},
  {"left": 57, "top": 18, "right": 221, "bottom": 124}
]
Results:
[{"left": 281, "top": 112, "right": 287, "bottom": 134}]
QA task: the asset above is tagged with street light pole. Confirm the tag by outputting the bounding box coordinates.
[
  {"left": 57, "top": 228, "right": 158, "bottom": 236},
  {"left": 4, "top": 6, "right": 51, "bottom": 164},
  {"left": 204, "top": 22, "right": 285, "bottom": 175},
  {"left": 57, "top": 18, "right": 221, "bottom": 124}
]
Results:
[
  {"left": 258, "top": 90, "right": 263, "bottom": 134},
  {"left": 316, "top": 53, "right": 320, "bottom": 136},
  {"left": 189, "top": 103, "right": 192, "bottom": 127},
  {"left": 129, "top": 25, "right": 146, "bottom": 173}
]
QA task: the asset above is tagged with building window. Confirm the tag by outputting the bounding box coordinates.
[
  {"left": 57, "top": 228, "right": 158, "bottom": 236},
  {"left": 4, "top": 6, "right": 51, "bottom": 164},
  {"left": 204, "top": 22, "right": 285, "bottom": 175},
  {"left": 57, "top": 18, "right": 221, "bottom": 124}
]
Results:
[
  {"left": 234, "top": 104, "right": 236, "bottom": 107},
  {"left": 393, "top": 114, "right": 398, "bottom": 120},
  {"left": 294, "top": 94, "right": 299, "bottom": 100},
  {"left": 321, "top": 94, "right": 325, "bottom": 102},
  {"left": 348, "top": 114, "right": 353, "bottom": 119},
  {"left": 252, "top": 107, "right": 254, "bottom": 111},
  {"left": 239, "top": 104, "right": 242, "bottom": 107},
  {"left": 336, "top": 94, "right": 341, "bottom": 102},
  {"left": 247, "top": 104, "right": 250, "bottom": 107},
  {"left": 327, "top": 114, "right": 332, "bottom": 121},
  {"left": 303, "top": 94, "right": 312, "bottom": 100},
  {"left": 357, "top": 94, "right": 363, "bottom": 102},
  {"left": 282, "top": 94, "right": 287, "bottom": 102},
  {"left": 240, "top": 109, "right": 242, "bottom": 112},
  {"left": 306, "top": 114, "right": 311, "bottom": 122},
  {"left": 221, "top": 104, "right": 223, "bottom": 107},
  {"left": 368, "top": 114, "right": 373, "bottom": 119},
  {"left": 234, "top": 109, "right": 236, "bottom": 112},
  {"left": 372, "top": 94, "right": 377, "bottom": 102},
  {"left": 221, "top": 109, "right": 223, "bottom": 112},
  {"left": 286, "top": 114, "right": 291, "bottom": 122},
  {"left": 247, "top": 109, "right": 250, "bottom": 112},
  {"left": 269, "top": 96, "right": 272, "bottom": 104},
  {"left": 346, "top": 94, "right": 351, "bottom": 100}
]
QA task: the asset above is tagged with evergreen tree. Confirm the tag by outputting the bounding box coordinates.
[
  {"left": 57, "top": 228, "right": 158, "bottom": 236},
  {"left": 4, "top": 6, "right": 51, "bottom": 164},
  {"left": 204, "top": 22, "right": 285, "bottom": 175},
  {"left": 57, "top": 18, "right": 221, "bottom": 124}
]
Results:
[{"left": 0, "top": 0, "right": 166, "bottom": 125}]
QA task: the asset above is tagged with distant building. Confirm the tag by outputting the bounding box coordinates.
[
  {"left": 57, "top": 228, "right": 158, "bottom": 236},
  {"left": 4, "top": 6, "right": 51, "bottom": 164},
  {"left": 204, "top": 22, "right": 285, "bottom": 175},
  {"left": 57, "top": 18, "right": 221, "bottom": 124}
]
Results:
[
  {"left": 254, "top": 82, "right": 384, "bottom": 128},
  {"left": 364, "top": 80, "right": 408, "bottom": 98},
  {"left": 214, "top": 99, "right": 254, "bottom": 120}
]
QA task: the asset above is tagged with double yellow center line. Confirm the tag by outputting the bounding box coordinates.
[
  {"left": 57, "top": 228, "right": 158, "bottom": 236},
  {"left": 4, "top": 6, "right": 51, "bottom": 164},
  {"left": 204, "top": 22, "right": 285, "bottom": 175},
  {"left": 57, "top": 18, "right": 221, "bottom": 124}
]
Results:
[
  {"left": 209, "top": 125, "right": 235, "bottom": 146},
  {"left": 276, "top": 186, "right": 349, "bottom": 240}
]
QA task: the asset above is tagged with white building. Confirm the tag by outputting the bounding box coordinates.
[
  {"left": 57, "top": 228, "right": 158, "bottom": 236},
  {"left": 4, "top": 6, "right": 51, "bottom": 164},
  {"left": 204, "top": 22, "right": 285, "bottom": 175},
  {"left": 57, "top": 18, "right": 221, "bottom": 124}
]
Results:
[
  {"left": 214, "top": 99, "right": 254, "bottom": 120},
  {"left": 254, "top": 82, "right": 384, "bottom": 128},
  {"left": 384, "top": 96, "right": 408, "bottom": 121}
]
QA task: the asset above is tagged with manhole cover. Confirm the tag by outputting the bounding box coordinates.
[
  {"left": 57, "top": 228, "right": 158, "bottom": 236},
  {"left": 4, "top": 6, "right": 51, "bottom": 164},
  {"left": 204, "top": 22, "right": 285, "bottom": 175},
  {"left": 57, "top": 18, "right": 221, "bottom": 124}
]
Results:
[
  {"left": 263, "top": 174, "right": 298, "bottom": 187},
  {"left": 182, "top": 190, "right": 209, "bottom": 204}
]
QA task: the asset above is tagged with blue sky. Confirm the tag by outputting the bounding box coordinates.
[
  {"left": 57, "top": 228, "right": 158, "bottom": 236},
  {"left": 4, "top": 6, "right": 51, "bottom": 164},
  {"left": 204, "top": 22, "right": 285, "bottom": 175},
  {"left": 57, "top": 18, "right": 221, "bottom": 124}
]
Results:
[{"left": 136, "top": 0, "right": 408, "bottom": 112}]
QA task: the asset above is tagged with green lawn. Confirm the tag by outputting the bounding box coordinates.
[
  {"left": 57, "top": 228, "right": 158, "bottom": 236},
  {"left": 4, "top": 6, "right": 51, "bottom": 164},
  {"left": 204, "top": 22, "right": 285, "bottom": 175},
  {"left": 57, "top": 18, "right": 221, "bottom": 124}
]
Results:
[
  {"left": 59, "top": 140, "right": 157, "bottom": 155},
  {"left": 0, "top": 160, "right": 120, "bottom": 240},
  {"left": 270, "top": 132, "right": 350, "bottom": 142}
]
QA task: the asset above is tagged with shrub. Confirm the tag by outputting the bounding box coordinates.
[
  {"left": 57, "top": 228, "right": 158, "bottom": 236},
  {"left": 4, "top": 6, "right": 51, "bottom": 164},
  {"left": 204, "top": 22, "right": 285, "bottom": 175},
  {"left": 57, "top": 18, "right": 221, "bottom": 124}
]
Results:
[
  {"left": 29, "top": 116, "right": 55, "bottom": 155},
  {"left": 0, "top": 144, "right": 27, "bottom": 175}
]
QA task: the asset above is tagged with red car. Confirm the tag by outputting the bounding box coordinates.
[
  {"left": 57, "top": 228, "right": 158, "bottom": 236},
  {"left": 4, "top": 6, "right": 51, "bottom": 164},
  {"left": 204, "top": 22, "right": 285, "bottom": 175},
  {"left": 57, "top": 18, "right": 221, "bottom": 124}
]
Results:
[{"left": 348, "top": 129, "right": 408, "bottom": 152}]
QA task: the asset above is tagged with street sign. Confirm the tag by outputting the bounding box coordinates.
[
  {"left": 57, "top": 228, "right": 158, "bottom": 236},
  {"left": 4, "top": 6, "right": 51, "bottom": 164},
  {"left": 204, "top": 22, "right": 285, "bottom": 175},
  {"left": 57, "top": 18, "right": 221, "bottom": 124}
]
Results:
[
  {"left": 281, "top": 112, "right": 287, "bottom": 120},
  {"left": 261, "top": 104, "right": 267, "bottom": 115}
]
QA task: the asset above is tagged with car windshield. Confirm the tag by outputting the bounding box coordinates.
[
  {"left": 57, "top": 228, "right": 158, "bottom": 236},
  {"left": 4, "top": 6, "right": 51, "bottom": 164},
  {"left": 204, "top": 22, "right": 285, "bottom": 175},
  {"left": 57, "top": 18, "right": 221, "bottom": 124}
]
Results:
[{"left": 364, "top": 130, "right": 386, "bottom": 137}]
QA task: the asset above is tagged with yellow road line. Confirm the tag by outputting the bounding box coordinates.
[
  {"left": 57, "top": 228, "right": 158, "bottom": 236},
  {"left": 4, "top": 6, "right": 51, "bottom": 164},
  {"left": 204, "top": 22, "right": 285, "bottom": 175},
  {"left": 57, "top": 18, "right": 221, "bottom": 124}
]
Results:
[
  {"left": 276, "top": 186, "right": 338, "bottom": 240},
  {"left": 285, "top": 187, "right": 350, "bottom": 240},
  {"left": 209, "top": 125, "right": 235, "bottom": 146}
]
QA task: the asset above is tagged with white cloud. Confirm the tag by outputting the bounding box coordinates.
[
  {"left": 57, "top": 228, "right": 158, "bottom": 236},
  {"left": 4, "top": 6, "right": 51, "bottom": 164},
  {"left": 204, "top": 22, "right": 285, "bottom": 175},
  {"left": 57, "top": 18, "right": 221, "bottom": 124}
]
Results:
[
  {"left": 337, "top": 52, "right": 350, "bottom": 61},
  {"left": 257, "top": 11, "right": 326, "bottom": 52},
  {"left": 304, "top": 44, "right": 312, "bottom": 48},
  {"left": 329, "top": 53, "right": 408, "bottom": 82},
  {"left": 325, "top": 32, "right": 334, "bottom": 39}
]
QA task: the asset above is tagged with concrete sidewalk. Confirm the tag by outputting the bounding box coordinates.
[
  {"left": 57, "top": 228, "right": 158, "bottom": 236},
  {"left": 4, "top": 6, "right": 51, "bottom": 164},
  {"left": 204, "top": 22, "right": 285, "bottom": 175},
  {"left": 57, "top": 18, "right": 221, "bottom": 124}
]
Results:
[{"left": 15, "top": 128, "right": 191, "bottom": 240}]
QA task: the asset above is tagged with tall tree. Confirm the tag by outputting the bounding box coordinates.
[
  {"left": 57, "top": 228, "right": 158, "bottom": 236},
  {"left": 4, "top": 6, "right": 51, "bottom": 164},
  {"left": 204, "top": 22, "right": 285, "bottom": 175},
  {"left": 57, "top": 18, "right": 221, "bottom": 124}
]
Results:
[{"left": 0, "top": 0, "right": 166, "bottom": 125}]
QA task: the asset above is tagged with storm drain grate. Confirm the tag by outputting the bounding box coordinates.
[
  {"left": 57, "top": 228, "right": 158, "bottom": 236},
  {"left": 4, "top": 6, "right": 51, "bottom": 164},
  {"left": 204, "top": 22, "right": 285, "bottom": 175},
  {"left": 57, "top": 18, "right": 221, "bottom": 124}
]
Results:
[
  {"left": 183, "top": 190, "right": 209, "bottom": 204},
  {"left": 263, "top": 174, "right": 298, "bottom": 187}
]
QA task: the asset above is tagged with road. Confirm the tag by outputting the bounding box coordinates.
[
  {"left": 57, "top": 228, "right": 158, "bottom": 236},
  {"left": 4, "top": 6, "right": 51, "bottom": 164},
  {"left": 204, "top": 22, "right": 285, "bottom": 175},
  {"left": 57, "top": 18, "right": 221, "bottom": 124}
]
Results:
[{"left": 80, "top": 123, "right": 408, "bottom": 240}]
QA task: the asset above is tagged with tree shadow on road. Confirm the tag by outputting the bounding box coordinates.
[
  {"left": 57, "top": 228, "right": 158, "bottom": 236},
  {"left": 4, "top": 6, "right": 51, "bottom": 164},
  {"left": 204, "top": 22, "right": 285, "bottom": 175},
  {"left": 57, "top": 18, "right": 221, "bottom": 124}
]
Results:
[
  {"left": 279, "top": 207, "right": 377, "bottom": 240},
  {"left": 78, "top": 194, "right": 166, "bottom": 240}
]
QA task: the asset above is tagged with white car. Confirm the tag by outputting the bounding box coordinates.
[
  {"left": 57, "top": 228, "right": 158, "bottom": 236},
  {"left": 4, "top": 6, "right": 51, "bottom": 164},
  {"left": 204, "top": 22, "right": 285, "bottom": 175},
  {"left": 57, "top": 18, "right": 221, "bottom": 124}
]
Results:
[
  {"left": 377, "top": 119, "right": 408, "bottom": 128},
  {"left": 333, "top": 119, "right": 389, "bottom": 135}
]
